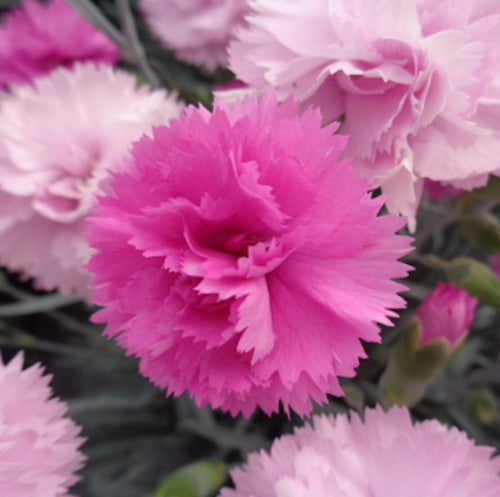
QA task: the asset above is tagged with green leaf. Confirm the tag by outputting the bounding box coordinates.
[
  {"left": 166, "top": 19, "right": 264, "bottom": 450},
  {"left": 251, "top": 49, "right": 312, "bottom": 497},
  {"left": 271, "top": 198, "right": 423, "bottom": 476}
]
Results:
[{"left": 154, "top": 459, "right": 227, "bottom": 497}]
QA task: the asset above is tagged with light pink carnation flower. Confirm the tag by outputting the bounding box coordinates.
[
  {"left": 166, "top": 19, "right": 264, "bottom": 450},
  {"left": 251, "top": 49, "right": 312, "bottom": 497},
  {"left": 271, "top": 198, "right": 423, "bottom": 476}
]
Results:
[
  {"left": 0, "top": 0, "right": 119, "bottom": 87},
  {"left": 0, "top": 63, "right": 183, "bottom": 297},
  {"left": 87, "top": 92, "right": 411, "bottom": 417},
  {"left": 230, "top": 0, "right": 500, "bottom": 230},
  {"left": 416, "top": 282, "right": 478, "bottom": 348},
  {"left": 0, "top": 352, "right": 85, "bottom": 497},
  {"left": 140, "top": 0, "right": 249, "bottom": 70},
  {"left": 220, "top": 406, "right": 500, "bottom": 497}
]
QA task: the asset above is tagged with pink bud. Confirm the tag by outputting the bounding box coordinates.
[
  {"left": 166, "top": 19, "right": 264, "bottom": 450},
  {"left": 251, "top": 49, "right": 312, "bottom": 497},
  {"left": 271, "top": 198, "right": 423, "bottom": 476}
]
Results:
[{"left": 416, "top": 282, "right": 478, "bottom": 348}]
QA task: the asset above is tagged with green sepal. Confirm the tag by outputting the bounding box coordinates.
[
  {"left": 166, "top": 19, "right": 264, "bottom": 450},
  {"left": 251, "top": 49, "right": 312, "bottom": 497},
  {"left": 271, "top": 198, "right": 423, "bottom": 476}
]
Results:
[
  {"left": 378, "top": 319, "right": 461, "bottom": 407},
  {"left": 154, "top": 459, "right": 227, "bottom": 497}
]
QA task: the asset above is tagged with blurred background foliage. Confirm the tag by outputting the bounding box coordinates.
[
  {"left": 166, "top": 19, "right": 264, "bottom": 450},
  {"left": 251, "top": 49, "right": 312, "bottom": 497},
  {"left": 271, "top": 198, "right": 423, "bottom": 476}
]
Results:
[{"left": 0, "top": 1, "right": 500, "bottom": 496}]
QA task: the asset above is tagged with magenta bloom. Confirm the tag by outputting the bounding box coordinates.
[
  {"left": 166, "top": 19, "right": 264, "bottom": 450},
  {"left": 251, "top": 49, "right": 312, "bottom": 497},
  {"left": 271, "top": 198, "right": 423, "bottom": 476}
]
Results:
[
  {"left": 416, "top": 282, "right": 478, "bottom": 348},
  {"left": 424, "top": 179, "right": 464, "bottom": 202},
  {"left": 230, "top": 0, "right": 500, "bottom": 229},
  {"left": 87, "top": 93, "right": 411, "bottom": 417},
  {"left": 489, "top": 254, "right": 500, "bottom": 278},
  {"left": 140, "top": 0, "right": 249, "bottom": 70},
  {"left": 0, "top": 63, "right": 183, "bottom": 297},
  {"left": 219, "top": 406, "right": 500, "bottom": 497},
  {"left": 0, "top": 0, "right": 119, "bottom": 87},
  {"left": 0, "top": 352, "right": 85, "bottom": 496}
]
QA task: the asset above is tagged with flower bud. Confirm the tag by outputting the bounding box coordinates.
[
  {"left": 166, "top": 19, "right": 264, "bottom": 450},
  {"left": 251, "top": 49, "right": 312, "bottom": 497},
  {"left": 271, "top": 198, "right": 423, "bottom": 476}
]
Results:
[
  {"left": 446, "top": 257, "right": 500, "bottom": 308},
  {"left": 379, "top": 283, "right": 477, "bottom": 407},
  {"left": 416, "top": 282, "right": 477, "bottom": 349},
  {"left": 467, "top": 388, "right": 498, "bottom": 425},
  {"left": 459, "top": 212, "right": 500, "bottom": 253}
]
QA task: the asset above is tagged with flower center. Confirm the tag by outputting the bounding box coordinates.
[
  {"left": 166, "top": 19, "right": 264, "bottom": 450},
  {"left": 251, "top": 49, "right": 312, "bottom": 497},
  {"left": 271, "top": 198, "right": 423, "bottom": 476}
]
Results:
[{"left": 220, "top": 232, "right": 262, "bottom": 257}]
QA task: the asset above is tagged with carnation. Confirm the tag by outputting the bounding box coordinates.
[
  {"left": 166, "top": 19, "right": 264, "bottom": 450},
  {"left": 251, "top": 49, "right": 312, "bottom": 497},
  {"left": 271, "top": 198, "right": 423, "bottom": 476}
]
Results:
[
  {"left": 140, "top": 0, "right": 249, "bottom": 70},
  {"left": 229, "top": 0, "right": 500, "bottom": 230},
  {"left": 0, "top": 0, "right": 119, "bottom": 87},
  {"left": 416, "top": 282, "right": 477, "bottom": 348},
  {"left": 219, "top": 406, "right": 500, "bottom": 497},
  {"left": 424, "top": 179, "right": 464, "bottom": 201},
  {"left": 0, "top": 352, "right": 85, "bottom": 497},
  {"left": 87, "top": 92, "right": 411, "bottom": 417},
  {"left": 0, "top": 63, "right": 183, "bottom": 297}
]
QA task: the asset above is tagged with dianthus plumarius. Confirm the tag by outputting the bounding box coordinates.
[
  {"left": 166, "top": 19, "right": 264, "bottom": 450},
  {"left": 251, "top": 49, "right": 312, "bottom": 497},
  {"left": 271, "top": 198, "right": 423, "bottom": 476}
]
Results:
[
  {"left": 229, "top": 0, "right": 500, "bottom": 230},
  {"left": 87, "top": 92, "right": 412, "bottom": 417},
  {"left": 219, "top": 406, "right": 500, "bottom": 497},
  {"left": 0, "top": 352, "right": 85, "bottom": 497}
]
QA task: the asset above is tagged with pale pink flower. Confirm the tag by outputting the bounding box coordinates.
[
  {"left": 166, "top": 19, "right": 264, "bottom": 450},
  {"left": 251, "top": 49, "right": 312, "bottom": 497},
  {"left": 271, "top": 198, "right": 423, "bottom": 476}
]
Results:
[
  {"left": 0, "top": 63, "right": 183, "bottom": 297},
  {"left": 0, "top": 352, "right": 85, "bottom": 497},
  {"left": 416, "top": 282, "right": 478, "bottom": 348},
  {"left": 230, "top": 0, "right": 500, "bottom": 230},
  {"left": 87, "top": 92, "right": 411, "bottom": 417},
  {"left": 0, "top": 0, "right": 119, "bottom": 87},
  {"left": 220, "top": 406, "right": 500, "bottom": 497},
  {"left": 140, "top": 0, "right": 249, "bottom": 70}
]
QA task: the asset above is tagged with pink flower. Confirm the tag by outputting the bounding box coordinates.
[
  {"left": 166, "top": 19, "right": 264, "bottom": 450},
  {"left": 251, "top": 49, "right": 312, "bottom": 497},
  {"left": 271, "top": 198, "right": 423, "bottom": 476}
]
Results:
[
  {"left": 87, "top": 92, "right": 411, "bottom": 417},
  {"left": 416, "top": 282, "right": 478, "bottom": 348},
  {"left": 424, "top": 179, "right": 464, "bottom": 201},
  {"left": 489, "top": 253, "right": 500, "bottom": 278},
  {"left": 0, "top": 63, "right": 183, "bottom": 297},
  {"left": 219, "top": 406, "right": 500, "bottom": 497},
  {"left": 0, "top": 352, "right": 85, "bottom": 497},
  {"left": 229, "top": 0, "right": 500, "bottom": 230},
  {"left": 0, "top": 0, "right": 119, "bottom": 87},
  {"left": 140, "top": 0, "right": 249, "bottom": 70}
]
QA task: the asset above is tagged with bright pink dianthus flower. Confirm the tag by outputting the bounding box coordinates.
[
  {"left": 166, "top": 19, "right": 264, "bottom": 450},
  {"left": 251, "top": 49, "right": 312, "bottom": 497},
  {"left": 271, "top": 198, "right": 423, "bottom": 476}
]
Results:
[
  {"left": 87, "top": 93, "right": 411, "bottom": 417},
  {"left": 229, "top": 0, "right": 500, "bottom": 230},
  {"left": 0, "top": 0, "right": 119, "bottom": 87},
  {"left": 219, "top": 406, "right": 500, "bottom": 497},
  {"left": 0, "top": 63, "right": 183, "bottom": 297},
  {"left": 0, "top": 352, "right": 85, "bottom": 497},
  {"left": 140, "top": 0, "right": 249, "bottom": 70}
]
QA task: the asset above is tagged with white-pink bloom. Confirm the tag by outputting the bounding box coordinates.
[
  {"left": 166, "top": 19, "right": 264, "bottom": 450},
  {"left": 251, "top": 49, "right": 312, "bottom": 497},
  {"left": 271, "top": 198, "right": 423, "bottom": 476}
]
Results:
[
  {"left": 230, "top": 0, "right": 500, "bottom": 230},
  {"left": 220, "top": 406, "right": 500, "bottom": 497},
  {"left": 0, "top": 63, "right": 183, "bottom": 298},
  {"left": 140, "top": 0, "right": 249, "bottom": 70},
  {"left": 0, "top": 0, "right": 119, "bottom": 88},
  {"left": 0, "top": 352, "right": 85, "bottom": 497}
]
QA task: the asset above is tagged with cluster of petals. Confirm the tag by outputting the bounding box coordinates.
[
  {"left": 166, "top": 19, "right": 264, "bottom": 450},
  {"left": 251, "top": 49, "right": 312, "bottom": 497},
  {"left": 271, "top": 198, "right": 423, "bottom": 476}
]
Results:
[
  {"left": 0, "top": 0, "right": 119, "bottom": 87},
  {"left": 0, "top": 352, "right": 85, "bottom": 497},
  {"left": 87, "top": 92, "right": 411, "bottom": 417},
  {"left": 219, "top": 406, "right": 500, "bottom": 497},
  {"left": 229, "top": 0, "right": 500, "bottom": 230},
  {"left": 416, "top": 282, "right": 478, "bottom": 348},
  {"left": 140, "top": 0, "right": 249, "bottom": 70},
  {"left": 0, "top": 63, "right": 183, "bottom": 297}
]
